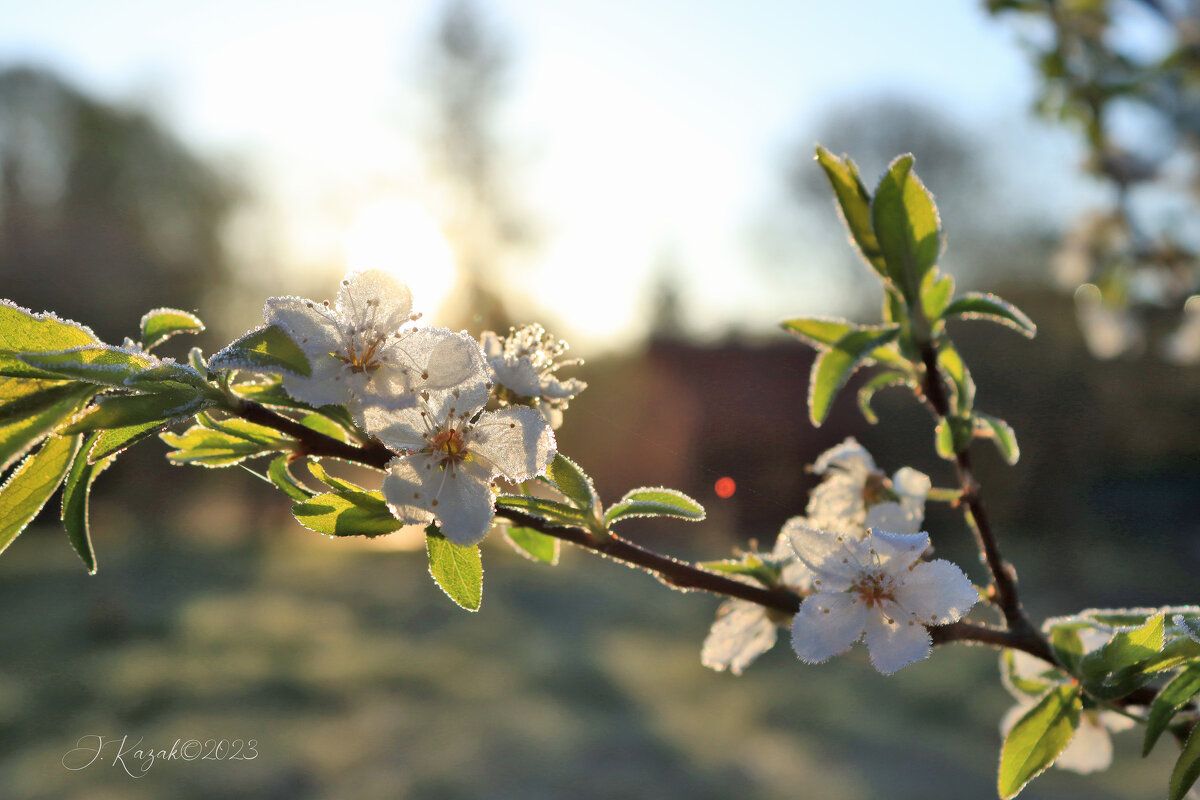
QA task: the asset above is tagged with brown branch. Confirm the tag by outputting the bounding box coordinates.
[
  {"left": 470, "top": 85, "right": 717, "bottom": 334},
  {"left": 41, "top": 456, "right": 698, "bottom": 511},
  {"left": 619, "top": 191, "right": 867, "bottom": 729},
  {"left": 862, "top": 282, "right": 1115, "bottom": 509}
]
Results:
[
  {"left": 231, "top": 397, "right": 1062, "bottom": 665},
  {"left": 919, "top": 341, "right": 1036, "bottom": 639}
]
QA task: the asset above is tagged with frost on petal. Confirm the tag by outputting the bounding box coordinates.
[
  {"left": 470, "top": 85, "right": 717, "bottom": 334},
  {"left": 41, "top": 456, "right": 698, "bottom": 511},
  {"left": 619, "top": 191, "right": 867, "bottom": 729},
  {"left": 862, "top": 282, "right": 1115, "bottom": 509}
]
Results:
[
  {"left": 264, "top": 295, "right": 343, "bottom": 356},
  {"left": 864, "top": 501, "right": 920, "bottom": 535},
  {"left": 382, "top": 456, "right": 496, "bottom": 545},
  {"left": 897, "top": 559, "right": 978, "bottom": 624},
  {"left": 701, "top": 600, "right": 778, "bottom": 675},
  {"left": 380, "top": 327, "right": 490, "bottom": 417},
  {"left": 813, "top": 437, "right": 875, "bottom": 475},
  {"left": 469, "top": 406, "right": 556, "bottom": 481},
  {"left": 863, "top": 529, "right": 928, "bottom": 573},
  {"left": 541, "top": 375, "right": 587, "bottom": 400},
  {"left": 336, "top": 269, "right": 413, "bottom": 334},
  {"left": 279, "top": 359, "right": 357, "bottom": 408},
  {"left": 892, "top": 467, "right": 931, "bottom": 505},
  {"left": 771, "top": 527, "right": 814, "bottom": 591},
  {"left": 862, "top": 607, "right": 932, "bottom": 674},
  {"left": 785, "top": 520, "right": 859, "bottom": 588},
  {"left": 1054, "top": 711, "right": 1113, "bottom": 774},
  {"left": 791, "top": 592, "right": 868, "bottom": 664}
]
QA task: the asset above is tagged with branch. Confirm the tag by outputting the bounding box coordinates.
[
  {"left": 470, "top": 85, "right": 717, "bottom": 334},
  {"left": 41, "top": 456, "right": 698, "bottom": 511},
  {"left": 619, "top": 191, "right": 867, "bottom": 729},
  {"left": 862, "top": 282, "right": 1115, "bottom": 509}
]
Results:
[
  {"left": 918, "top": 341, "right": 1035, "bottom": 638},
  {"left": 230, "top": 397, "right": 1061, "bottom": 664}
]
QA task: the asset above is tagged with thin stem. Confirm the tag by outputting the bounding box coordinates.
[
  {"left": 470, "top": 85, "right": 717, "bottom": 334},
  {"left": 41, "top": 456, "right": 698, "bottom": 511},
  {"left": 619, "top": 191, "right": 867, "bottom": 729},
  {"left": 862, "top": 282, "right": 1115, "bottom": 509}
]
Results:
[
  {"left": 919, "top": 341, "right": 1036, "bottom": 638},
  {"left": 228, "top": 397, "right": 1059, "bottom": 664}
]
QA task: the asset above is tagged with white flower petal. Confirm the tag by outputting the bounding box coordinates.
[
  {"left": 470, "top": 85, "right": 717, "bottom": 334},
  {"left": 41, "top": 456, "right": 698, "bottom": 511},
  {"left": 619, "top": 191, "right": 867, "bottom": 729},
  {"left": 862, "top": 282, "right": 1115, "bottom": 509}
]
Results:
[
  {"left": 893, "top": 466, "right": 931, "bottom": 503},
  {"left": 383, "top": 456, "right": 496, "bottom": 545},
  {"left": 540, "top": 375, "right": 587, "bottom": 400},
  {"left": 865, "top": 529, "right": 929, "bottom": 573},
  {"left": 785, "top": 521, "right": 859, "bottom": 588},
  {"left": 1055, "top": 711, "right": 1113, "bottom": 774},
  {"left": 791, "top": 592, "right": 868, "bottom": 664},
  {"left": 862, "top": 608, "right": 932, "bottom": 674},
  {"left": 264, "top": 295, "right": 343, "bottom": 356},
  {"left": 813, "top": 437, "right": 875, "bottom": 475},
  {"left": 335, "top": 269, "right": 413, "bottom": 333},
  {"left": 701, "top": 600, "right": 779, "bottom": 675},
  {"left": 279, "top": 355, "right": 356, "bottom": 408},
  {"left": 469, "top": 406, "right": 556, "bottom": 481},
  {"left": 807, "top": 474, "right": 866, "bottom": 529},
  {"left": 864, "top": 501, "right": 921, "bottom": 535},
  {"left": 896, "top": 559, "right": 978, "bottom": 625}
]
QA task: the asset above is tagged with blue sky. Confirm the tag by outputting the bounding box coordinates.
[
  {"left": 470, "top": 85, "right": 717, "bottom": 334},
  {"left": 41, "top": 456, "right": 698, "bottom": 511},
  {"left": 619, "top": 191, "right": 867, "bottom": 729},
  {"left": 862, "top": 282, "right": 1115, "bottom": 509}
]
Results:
[{"left": 0, "top": 0, "right": 1091, "bottom": 350}]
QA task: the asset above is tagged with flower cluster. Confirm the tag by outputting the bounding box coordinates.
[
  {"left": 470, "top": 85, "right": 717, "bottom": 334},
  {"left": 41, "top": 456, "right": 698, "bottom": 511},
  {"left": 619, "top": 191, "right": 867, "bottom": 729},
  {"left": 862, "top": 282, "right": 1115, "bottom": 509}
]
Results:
[
  {"left": 481, "top": 323, "right": 586, "bottom": 429},
  {"left": 263, "top": 270, "right": 562, "bottom": 545},
  {"left": 703, "top": 440, "right": 973, "bottom": 676}
]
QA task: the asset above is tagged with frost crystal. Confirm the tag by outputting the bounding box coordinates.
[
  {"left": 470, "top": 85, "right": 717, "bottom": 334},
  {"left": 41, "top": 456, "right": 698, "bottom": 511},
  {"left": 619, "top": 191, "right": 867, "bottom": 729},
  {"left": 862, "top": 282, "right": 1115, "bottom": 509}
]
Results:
[
  {"left": 788, "top": 523, "right": 977, "bottom": 675},
  {"left": 807, "top": 438, "right": 930, "bottom": 537},
  {"left": 481, "top": 324, "right": 586, "bottom": 429},
  {"left": 375, "top": 382, "right": 557, "bottom": 546}
]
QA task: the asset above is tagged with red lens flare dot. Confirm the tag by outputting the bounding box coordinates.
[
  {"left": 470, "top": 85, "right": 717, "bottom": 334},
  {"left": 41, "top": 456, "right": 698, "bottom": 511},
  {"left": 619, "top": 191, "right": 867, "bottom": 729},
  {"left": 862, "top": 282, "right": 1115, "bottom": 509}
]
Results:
[{"left": 714, "top": 477, "right": 736, "bottom": 499}]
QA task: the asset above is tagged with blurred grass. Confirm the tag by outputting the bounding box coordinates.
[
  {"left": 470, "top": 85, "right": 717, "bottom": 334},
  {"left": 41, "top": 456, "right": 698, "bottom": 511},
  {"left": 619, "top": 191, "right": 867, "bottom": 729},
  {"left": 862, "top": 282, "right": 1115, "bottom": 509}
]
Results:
[{"left": 0, "top": 519, "right": 1187, "bottom": 800}]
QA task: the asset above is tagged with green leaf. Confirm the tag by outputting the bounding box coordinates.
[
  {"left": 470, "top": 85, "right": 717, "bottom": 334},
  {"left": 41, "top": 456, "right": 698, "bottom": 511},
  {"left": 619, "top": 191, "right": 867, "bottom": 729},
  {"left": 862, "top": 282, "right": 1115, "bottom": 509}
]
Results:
[
  {"left": 268, "top": 455, "right": 316, "bottom": 501},
  {"left": 604, "top": 487, "right": 706, "bottom": 525},
  {"left": 306, "top": 460, "right": 369, "bottom": 495},
  {"left": 937, "top": 343, "right": 975, "bottom": 414},
  {"left": 300, "top": 413, "right": 350, "bottom": 443},
  {"left": 856, "top": 369, "right": 913, "bottom": 424},
  {"left": 0, "top": 300, "right": 99, "bottom": 377},
  {"left": 208, "top": 324, "right": 312, "bottom": 378},
  {"left": 545, "top": 453, "right": 597, "bottom": 511},
  {"left": 503, "top": 525, "right": 559, "bottom": 564},
  {"left": 934, "top": 416, "right": 973, "bottom": 460},
  {"left": 496, "top": 495, "right": 589, "bottom": 528},
  {"left": 1050, "top": 625, "right": 1086, "bottom": 675},
  {"left": 814, "top": 145, "right": 887, "bottom": 277},
  {"left": 998, "top": 685, "right": 1082, "bottom": 800},
  {"left": 1001, "top": 649, "right": 1060, "bottom": 698},
  {"left": 59, "top": 390, "right": 208, "bottom": 434},
  {"left": 196, "top": 412, "right": 293, "bottom": 448},
  {"left": 425, "top": 525, "right": 483, "bottom": 611},
  {"left": 0, "top": 434, "right": 81, "bottom": 556},
  {"left": 60, "top": 432, "right": 115, "bottom": 574},
  {"left": 781, "top": 317, "right": 856, "bottom": 348},
  {"left": 974, "top": 412, "right": 1020, "bottom": 465},
  {"left": 140, "top": 308, "right": 204, "bottom": 351},
  {"left": 943, "top": 292, "right": 1037, "bottom": 338},
  {"left": 1170, "top": 725, "right": 1200, "bottom": 800},
  {"left": 1082, "top": 614, "right": 1165, "bottom": 681},
  {"left": 0, "top": 380, "right": 96, "bottom": 471},
  {"left": 1176, "top": 615, "right": 1200, "bottom": 644},
  {"left": 89, "top": 419, "right": 177, "bottom": 463},
  {"left": 808, "top": 325, "right": 902, "bottom": 426},
  {"left": 700, "top": 556, "right": 779, "bottom": 588},
  {"left": 18, "top": 345, "right": 159, "bottom": 386},
  {"left": 921, "top": 268, "right": 956, "bottom": 323},
  {"left": 292, "top": 490, "right": 400, "bottom": 537},
  {"left": 1144, "top": 664, "right": 1200, "bottom": 756},
  {"left": 160, "top": 425, "right": 279, "bottom": 467},
  {"left": 871, "top": 154, "right": 941, "bottom": 300},
  {"left": 122, "top": 361, "right": 210, "bottom": 392}
]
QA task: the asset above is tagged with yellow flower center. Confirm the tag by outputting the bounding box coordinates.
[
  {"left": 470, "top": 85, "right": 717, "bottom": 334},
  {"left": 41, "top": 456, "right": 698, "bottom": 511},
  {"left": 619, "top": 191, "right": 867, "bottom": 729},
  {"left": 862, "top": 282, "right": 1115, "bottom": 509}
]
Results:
[{"left": 429, "top": 427, "right": 469, "bottom": 468}]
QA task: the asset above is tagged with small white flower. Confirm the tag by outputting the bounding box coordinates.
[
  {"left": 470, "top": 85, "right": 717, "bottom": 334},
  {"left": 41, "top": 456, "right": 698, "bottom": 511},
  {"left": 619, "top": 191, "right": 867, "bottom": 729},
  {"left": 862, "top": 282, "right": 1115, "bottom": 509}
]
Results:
[
  {"left": 375, "top": 385, "right": 557, "bottom": 546},
  {"left": 701, "top": 519, "right": 814, "bottom": 675},
  {"left": 807, "top": 438, "right": 930, "bottom": 537},
  {"left": 263, "top": 270, "right": 484, "bottom": 421},
  {"left": 788, "top": 523, "right": 977, "bottom": 674},
  {"left": 1075, "top": 283, "right": 1143, "bottom": 360},
  {"left": 481, "top": 324, "right": 586, "bottom": 429},
  {"left": 1163, "top": 295, "right": 1200, "bottom": 365}
]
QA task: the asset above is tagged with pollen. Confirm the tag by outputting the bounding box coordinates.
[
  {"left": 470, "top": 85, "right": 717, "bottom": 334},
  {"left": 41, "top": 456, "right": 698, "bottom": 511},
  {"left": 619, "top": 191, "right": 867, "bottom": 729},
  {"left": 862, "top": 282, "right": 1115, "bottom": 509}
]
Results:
[{"left": 429, "top": 427, "right": 470, "bottom": 468}]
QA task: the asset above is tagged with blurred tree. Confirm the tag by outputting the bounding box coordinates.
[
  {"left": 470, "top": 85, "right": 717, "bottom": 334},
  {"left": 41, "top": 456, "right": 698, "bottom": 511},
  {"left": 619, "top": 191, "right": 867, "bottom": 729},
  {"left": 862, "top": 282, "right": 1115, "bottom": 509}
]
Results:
[
  {"left": 0, "top": 65, "right": 237, "bottom": 344},
  {"left": 421, "top": 0, "right": 537, "bottom": 332}
]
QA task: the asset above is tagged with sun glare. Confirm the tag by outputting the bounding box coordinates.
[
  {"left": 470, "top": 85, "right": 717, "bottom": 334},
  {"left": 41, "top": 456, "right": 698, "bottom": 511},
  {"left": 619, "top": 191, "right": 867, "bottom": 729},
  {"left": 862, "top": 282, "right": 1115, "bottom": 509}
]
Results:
[{"left": 343, "top": 198, "right": 457, "bottom": 317}]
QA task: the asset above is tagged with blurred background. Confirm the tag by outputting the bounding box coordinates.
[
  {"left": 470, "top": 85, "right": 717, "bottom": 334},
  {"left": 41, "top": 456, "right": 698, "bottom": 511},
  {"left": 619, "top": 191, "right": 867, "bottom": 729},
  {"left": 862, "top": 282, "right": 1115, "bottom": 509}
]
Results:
[{"left": 1, "top": 0, "right": 1199, "bottom": 797}]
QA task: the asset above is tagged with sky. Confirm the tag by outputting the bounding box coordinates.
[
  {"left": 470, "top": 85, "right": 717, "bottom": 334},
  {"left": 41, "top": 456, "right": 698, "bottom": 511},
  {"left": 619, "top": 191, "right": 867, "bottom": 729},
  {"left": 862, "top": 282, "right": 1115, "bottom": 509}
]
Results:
[{"left": 0, "top": 0, "right": 1091, "bottom": 353}]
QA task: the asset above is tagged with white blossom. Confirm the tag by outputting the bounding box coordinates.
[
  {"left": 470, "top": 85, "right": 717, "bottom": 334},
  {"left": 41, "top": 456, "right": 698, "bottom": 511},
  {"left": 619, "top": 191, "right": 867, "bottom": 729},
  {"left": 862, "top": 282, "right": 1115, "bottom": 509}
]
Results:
[
  {"left": 807, "top": 438, "right": 930, "bottom": 537},
  {"left": 481, "top": 324, "right": 586, "bottom": 429},
  {"left": 263, "top": 270, "right": 483, "bottom": 421},
  {"left": 788, "top": 523, "right": 977, "bottom": 675},
  {"left": 1163, "top": 295, "right": 1200, "bottom": 365},
  {"left": 701, "top": 519, "right": 814, "bottom": 675},
  {"left": 1075, "top": 283, "right": 1143, "bottom": 359},
  {"left": 374, "top": 378, "right": 557, "bottom": 546}
]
